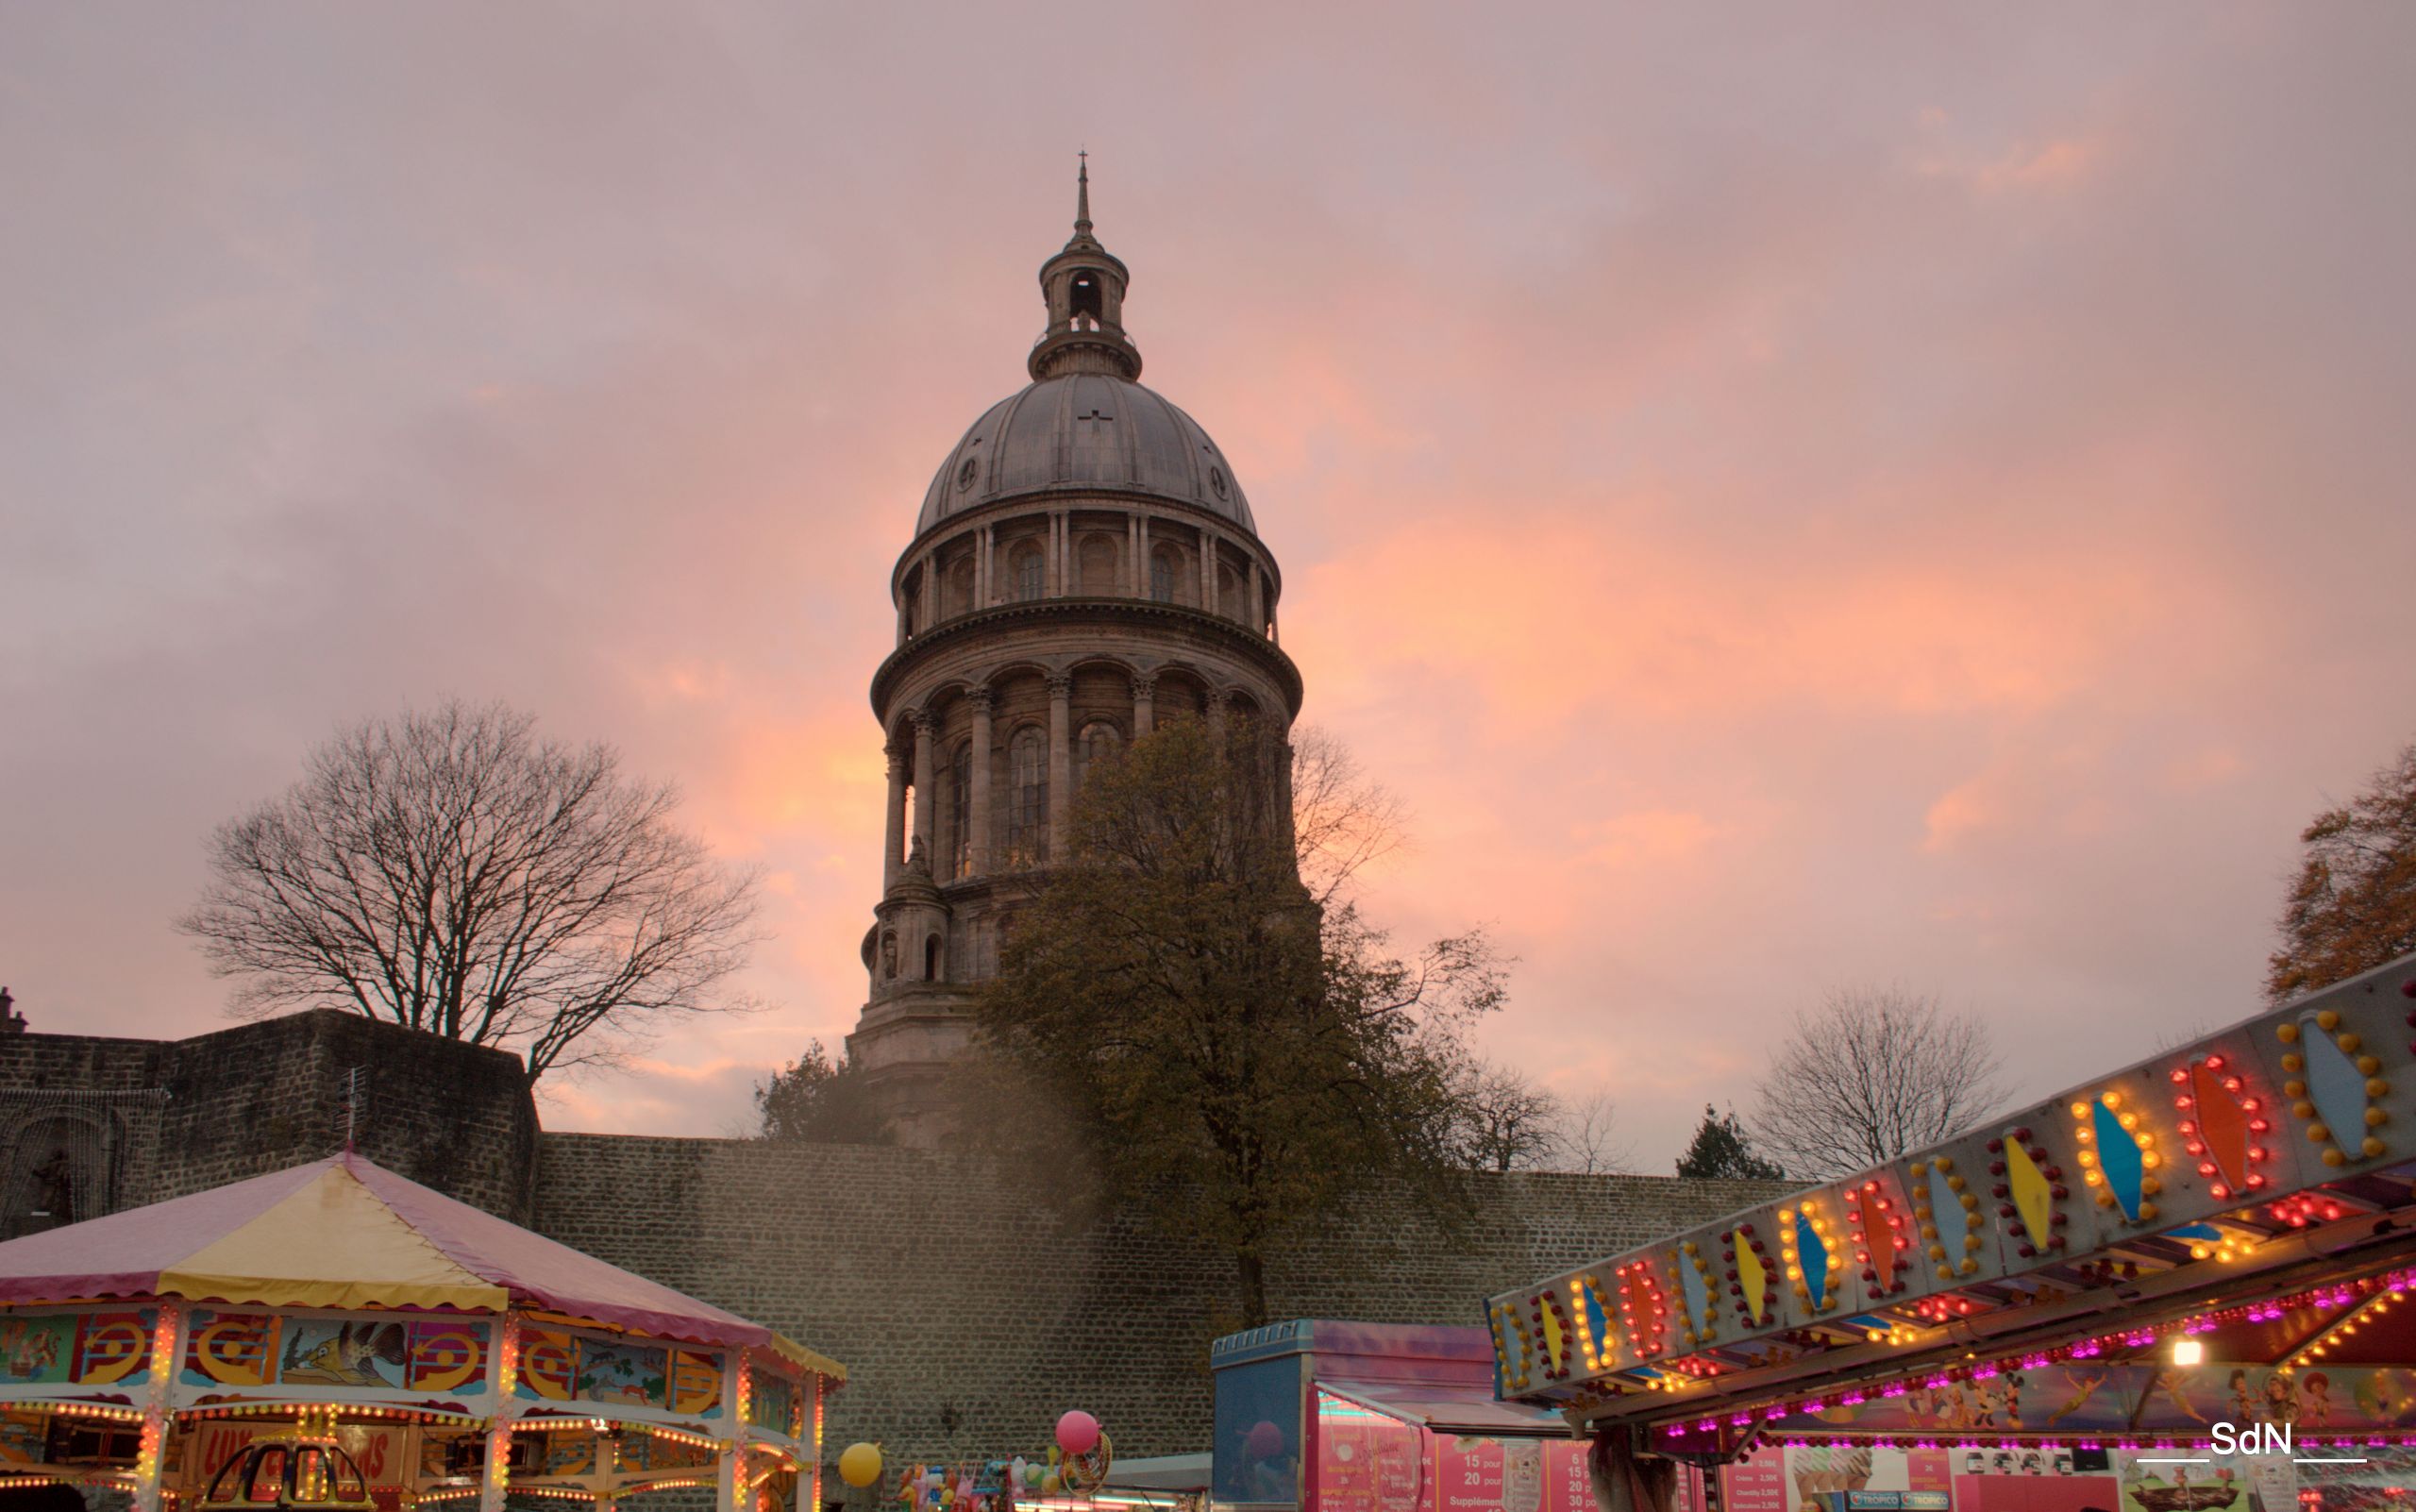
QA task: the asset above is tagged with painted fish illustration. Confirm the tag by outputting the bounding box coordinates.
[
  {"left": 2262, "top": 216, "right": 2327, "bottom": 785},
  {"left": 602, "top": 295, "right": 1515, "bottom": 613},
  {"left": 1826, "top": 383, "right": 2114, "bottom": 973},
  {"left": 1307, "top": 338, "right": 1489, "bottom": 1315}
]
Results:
[{"left": 282, "top": 1321, "right": 408, "bottom": 1386}]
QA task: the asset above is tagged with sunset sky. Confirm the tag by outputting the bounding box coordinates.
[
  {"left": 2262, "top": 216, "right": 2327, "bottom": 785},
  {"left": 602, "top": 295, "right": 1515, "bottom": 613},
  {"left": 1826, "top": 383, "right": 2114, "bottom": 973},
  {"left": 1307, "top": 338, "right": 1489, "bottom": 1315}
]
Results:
[{"left": 7, "top": 5, "right": 2414, "bottom": 1168}]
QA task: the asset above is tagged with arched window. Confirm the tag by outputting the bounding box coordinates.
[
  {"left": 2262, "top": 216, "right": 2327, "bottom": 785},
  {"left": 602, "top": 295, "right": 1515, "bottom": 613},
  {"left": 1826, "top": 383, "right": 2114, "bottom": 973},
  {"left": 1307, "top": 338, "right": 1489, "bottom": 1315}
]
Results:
[
  {"left": 1218, "top": 565, "right": 1241, "bottom": 617},
  {"left": 1012, "top": 543, "right": 1045, "bottom": 602},
  {"left": 924, "top": 934, "right": 942, "bottom": 982},
  {"left": 1069, "top": 269, "right": 1105, "bottom": 325},
  {"left": 948, "top": 741, "right": 971, "bottom": 879},
  {"left": 1149, "top": 546, "right": 1179, "bottom": 603},
  {"left": 1008, "top": 727, "right": 1049, "bottom": 865},
  {"left": 948, "top": 559, "right": 976, "bottom": 618},
  {"left": 1079, "top": 534, "right": 1117, "bottom": 595},
  {"left": 1073, "top": 721, "right": 1122, "bottom": 793},
  {"left": 2, "top": 1113, "right": 110, "bottom": 1238}
]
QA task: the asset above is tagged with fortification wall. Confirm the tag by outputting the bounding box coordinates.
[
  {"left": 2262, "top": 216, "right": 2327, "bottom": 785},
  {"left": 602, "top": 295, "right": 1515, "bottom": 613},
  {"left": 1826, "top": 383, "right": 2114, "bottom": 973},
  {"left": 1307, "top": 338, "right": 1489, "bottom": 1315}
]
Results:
[
  {"left": 0, "top": 1014, "right": 1787, "bottom": 1472},
  {"left": 530, "top": 1134, "right": 1788, "bottom": 1467},
  {"left": 0, "top": 1012, "right": 540, "bottom": 1226}
]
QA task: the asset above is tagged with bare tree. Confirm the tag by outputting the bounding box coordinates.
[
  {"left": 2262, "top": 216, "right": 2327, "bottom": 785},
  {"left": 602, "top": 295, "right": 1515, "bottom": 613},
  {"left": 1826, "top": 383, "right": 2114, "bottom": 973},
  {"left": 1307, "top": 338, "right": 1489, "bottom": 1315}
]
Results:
[
  {"left": 1286, "top": 726, "right": 1408, "bottom": 906},
  {"left": 178, "top": 700, "right": 762, "bottom": 1084},
  {"left": 1453, "top": 1061, "right": 1564, "bottom": 1172},
  {"left": 1549, "top": 1091, "right": 1634, "bottom": 1175},
  {"left": 1750, "top": 986, "right": 2005, "bottom": 1178}
]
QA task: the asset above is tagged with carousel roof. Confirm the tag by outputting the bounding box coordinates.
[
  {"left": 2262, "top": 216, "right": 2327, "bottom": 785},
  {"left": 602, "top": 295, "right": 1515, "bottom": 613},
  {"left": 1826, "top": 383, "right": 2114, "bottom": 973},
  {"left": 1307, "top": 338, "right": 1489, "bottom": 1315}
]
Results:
[{"left": 0, "top": 1152, "right": 842, "bottom": 1378}]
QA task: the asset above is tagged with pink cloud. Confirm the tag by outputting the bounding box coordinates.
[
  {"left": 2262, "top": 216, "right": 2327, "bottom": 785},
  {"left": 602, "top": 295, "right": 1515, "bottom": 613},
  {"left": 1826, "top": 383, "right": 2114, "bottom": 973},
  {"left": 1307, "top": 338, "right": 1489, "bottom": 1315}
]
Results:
[{"left": 4, "top": 3, "right": 2413, "bottom": 1172}]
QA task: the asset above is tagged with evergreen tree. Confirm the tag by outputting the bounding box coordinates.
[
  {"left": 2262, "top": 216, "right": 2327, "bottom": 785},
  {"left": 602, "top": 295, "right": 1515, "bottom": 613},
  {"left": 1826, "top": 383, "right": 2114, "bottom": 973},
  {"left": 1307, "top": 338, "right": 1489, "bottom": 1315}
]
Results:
[
  {"left": 756, "top": 1038, "right": 888, "bottom": 1144},
  {"left": 1674, "top": 1104, "right": 1785, "bottom": 1180}
]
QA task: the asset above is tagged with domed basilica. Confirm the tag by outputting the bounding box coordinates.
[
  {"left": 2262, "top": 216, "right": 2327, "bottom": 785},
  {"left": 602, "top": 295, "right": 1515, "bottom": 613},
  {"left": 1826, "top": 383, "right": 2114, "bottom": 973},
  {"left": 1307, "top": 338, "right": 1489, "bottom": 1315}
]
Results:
[{"left": 847, "top": 163, "right": 1304, "bottom": 1144}]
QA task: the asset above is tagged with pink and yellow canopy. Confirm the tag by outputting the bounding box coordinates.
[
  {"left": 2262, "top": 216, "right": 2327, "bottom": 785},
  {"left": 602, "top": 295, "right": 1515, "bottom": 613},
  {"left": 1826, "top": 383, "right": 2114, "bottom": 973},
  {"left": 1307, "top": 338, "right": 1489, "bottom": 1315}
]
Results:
[{"left": 0, "top": 1152, "right": 839, "bottom": 1378}]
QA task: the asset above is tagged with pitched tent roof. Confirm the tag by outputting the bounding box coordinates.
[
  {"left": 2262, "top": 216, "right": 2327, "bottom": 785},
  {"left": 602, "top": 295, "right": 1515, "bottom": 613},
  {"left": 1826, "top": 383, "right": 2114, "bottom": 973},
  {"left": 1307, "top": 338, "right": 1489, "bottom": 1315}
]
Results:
[{"left": 0, "top": 1152, "right": 842, "bottom": 1380}]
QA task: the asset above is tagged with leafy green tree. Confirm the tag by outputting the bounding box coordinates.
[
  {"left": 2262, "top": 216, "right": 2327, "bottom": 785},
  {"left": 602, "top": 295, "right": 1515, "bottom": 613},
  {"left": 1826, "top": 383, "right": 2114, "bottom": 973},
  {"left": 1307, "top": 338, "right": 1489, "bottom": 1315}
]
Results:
[
  {"left": 756, "top": 1038, "right": 888, "bottom": 1144},
  {"left": 1674, "top": 1104, "right": 1784, "bottom": 1180},
  {"left": 2269, "top": 740, "right": 2416, "bottom": 1002},
  {"left": 978, "top": 718, "right": 1507, "bottom": 1326}
]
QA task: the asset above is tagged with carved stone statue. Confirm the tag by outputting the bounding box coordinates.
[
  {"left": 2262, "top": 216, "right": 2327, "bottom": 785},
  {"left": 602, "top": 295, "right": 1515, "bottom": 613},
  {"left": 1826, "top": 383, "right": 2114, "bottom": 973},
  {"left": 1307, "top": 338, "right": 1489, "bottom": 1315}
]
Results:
[{"left": 906, "top": 834, "right": 932, "bottom": 875}]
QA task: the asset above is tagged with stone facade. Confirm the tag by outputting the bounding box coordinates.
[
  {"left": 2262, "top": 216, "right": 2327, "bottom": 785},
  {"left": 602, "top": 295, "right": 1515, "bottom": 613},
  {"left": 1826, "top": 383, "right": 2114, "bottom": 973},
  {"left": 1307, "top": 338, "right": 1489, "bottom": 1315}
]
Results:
[
  {"left": 847, "top": 163, "right": 1302, "bottom": 1144},
  {"left": 0, "top": 1013, "right": 1788, "bottom": 1470},
  {"left": 0, "top": 1008, "right": 539, "bottom": 1234},
  {"left": 537, "top": 1134, "right": 1787, "bottom": 1464},
  {"left": 0, "top": 165, "right": 1803, "bottom": 1480}
]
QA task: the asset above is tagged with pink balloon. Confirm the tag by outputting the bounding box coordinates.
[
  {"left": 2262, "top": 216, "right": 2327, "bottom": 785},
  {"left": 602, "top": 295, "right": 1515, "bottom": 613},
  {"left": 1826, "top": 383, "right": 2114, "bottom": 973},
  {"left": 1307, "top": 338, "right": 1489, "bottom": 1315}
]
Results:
[
  {"left": 1245, "top": 1421, "right": 1285, "bottom": 1459},
  {"left": 1056, "top": 1410, "right": 1100, "bottom": 1455}
]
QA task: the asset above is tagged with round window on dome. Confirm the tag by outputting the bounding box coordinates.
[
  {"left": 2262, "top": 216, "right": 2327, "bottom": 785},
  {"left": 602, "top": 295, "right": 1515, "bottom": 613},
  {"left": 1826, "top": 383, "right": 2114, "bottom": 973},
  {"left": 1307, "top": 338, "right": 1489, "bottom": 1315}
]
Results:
[
  {"left": 1207, "top": 465, "right": 1228, "bottom": 500},
  {"left": 956, "top": 456, "right": 980, "bottom": 491}
]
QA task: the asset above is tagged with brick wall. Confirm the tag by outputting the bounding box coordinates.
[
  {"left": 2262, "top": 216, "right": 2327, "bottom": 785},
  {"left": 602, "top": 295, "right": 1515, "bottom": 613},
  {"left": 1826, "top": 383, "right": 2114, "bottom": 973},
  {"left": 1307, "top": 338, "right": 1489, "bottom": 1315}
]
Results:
[{"left": 530, "top": 1134, "right": 1789, "bottom": 1469}]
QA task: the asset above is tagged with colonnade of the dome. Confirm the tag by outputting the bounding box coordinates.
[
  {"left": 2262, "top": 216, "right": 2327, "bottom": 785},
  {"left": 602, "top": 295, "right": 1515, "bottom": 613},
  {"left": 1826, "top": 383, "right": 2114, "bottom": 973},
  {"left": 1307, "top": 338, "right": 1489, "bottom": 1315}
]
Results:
[{"left": 893, "top": 498, "right": 1280, "bottom": 644}]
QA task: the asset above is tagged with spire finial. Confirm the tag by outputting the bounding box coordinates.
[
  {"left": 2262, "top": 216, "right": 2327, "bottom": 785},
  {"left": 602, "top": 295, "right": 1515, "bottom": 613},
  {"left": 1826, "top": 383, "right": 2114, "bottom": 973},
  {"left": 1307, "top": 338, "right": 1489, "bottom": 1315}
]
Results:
[{"left": 1076, "top": 149, "right": 1092, "bottom": 236}]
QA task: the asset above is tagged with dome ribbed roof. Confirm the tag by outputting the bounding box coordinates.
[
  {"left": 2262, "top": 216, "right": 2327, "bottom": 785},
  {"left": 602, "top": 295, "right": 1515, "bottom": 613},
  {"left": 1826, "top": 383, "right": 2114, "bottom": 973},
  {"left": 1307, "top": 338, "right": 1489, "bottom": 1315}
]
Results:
[{"left": 915, "top": 371, "right": 1255, "bottom": 536}]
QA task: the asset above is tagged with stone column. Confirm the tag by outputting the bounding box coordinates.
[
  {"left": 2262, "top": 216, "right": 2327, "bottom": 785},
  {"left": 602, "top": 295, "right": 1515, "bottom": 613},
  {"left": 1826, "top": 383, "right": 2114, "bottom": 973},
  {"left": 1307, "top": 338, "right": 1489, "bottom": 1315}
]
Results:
[
  {"left": 882, "top": 746, "right": 909, "bottom": 890},
  {"left": 1126, "top": 515, "right": 1140, "bottom": 596},
  {"left": 1207, "top": 687, "right": 1231, "bottom": 736},
  {"left": 1137, "top": 515, "right": 1152, "bottom": 598},
  {"left": 982, "top": 524, "right": 996, "bottom": 605},
  {"left": 1132, "top": 672, "right": 1156, "bottom": 736},
  {"left": 1047, "top": 673, "right": 1072, "bottom": 859},
  {"left": 1200, "top": 531, "right": 1216, "bottom": 612},
  {"left": 911, "top": 709, "right": 937, "bottom": 865},
  {"left": 968, "top": 688, "right": 994, "bottom": 875},
  {"left": 1249, "top": 561, "right": 1265, "bottom": 632},
  {"left": 1053, "top": 511, "right": 1070, "bottom": 596}
]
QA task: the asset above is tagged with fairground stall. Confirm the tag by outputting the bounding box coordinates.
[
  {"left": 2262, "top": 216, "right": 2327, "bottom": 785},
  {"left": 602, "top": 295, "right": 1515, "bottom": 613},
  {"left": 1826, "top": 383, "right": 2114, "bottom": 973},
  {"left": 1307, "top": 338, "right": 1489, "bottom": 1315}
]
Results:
[
  {"left": 0, "top": 1153, "right": 842, "bottom": 1512},
  {"left": 1209, "top": 1321, "right": 1703, "bottom": 1512},
  {"left": 1487, "top": 954, "right": 2416, "bottom": 1512}
]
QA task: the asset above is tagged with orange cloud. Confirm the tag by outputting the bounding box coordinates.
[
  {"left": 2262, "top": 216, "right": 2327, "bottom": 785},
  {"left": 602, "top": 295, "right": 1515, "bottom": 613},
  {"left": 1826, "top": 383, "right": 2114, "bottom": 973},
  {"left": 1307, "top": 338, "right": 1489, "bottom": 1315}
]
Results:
[{"left": 1288, "top": 511, "right": 2174, "bottom": 730}]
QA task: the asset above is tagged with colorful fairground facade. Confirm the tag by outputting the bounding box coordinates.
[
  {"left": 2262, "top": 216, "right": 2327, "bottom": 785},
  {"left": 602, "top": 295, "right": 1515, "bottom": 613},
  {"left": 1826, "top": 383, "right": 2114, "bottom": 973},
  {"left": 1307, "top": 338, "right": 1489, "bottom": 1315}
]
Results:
[
  {"left": 0, "top": 1153, "right": 842, "bottom": 1512},
  {"left": 1489, "top": 952, "right": 2416, "bottom": 1512}
]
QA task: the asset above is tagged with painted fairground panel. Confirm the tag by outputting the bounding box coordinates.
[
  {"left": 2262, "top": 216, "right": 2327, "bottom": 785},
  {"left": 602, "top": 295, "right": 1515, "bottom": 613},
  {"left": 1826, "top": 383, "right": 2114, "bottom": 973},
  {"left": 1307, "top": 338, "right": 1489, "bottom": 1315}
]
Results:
[
  {"left": 1758, "top": 1363, "right": 2416, "bottom": 1436},
  {"left": 0, "top": 1308, "right": 159, "bottom": 1403},
  {"left": 745, "top": 1360, "right": 807, "bottom": 1445},
  {"left": 175, "top": 1310, "right": 493, "bottom": 1410},
  {"left": 181, "top": 1420, "right": 417, "bottom": 1506},
  {"left": 1311, "top": 1393, "right": 1421, "bottom": 1512},
  {"left": 1489, "top": 959, "right": 2416, "bottom": 1402},
  {"left": 2106, "top": 1447, "right": 2416, "bottom": 1512},
  {"left": 512, "top": 1323, "right": 728, "bottom": 1426},
  {"left": 1713, "top": 1444, "right": 2122, "bottom": 1512}
]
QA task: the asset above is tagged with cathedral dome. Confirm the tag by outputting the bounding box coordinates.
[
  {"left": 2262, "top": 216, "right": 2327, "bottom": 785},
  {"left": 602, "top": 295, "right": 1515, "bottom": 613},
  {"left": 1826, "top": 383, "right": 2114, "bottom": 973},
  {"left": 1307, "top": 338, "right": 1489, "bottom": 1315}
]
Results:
[{"left": 914, "top": 371, "right": 1254, "bottom": 536}]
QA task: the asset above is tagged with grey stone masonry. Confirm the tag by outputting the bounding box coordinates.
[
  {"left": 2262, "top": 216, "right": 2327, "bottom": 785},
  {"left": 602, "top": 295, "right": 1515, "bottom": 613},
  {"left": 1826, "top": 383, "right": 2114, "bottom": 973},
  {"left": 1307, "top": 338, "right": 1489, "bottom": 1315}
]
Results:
[
  {"left": 2, "top": 1012, "right": 1787, "bottom": 1473},
  {"left": 531, "top": 1134, "right": 1790, "bottom": 1470}
]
